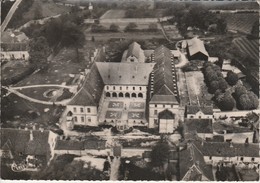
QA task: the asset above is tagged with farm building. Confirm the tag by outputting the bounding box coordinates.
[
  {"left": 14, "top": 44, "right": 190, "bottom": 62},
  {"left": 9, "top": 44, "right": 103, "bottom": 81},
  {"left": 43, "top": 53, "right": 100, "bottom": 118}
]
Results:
[
  {"left": 149, "top": 45, "right": 180, "bottom": 129},
  {"left": 186, "top": 37, "right": 209, "bottom": 61},
  {"left": 1, "top": 30, "right": 29, "bottom": 61},
  {"left": 62, "top": 42, "right": 181, "bottom": 133},
  {"left": 186, "top": 105, "right": 213, "bottom": 119}
]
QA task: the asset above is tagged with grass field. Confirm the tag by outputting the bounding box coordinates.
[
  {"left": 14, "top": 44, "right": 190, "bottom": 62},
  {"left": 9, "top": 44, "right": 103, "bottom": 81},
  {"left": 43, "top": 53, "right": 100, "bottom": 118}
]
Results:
[
  {"left": 15, "top": 48, "right": 88, "bottom": 86},
  {"left": 220, "top": 13, "right": 258, "bottom": 34},
  {"left": 23, "top": 0, "right": 71, "bottom": 20},
  {"left": 185, "top": 71, "right": 213, "bottom": 106},
  {"left": 100, "top": 10, "right": 126, "bottom": 19},
  {"left": 233, "top": 37, "right": 258, "bottom": 63}
]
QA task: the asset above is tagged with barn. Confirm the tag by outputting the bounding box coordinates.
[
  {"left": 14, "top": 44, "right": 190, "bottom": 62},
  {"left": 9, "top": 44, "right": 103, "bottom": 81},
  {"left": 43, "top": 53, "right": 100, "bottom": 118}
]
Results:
[{"left": 186, "top": 37, "right": 209, "bottom": 61}]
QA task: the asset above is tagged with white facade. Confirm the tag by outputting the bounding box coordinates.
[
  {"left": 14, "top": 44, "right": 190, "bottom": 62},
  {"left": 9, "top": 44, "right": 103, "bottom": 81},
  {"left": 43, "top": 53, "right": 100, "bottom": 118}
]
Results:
[
  {"left": 149, "top": 104, "right": 179, "bottom": 128},
  {"left": 1, "top": 51, "right": 29, "bottom": 61},
  {"left": 159, "top": 119, "right": 176, "bottom": 133},
  {"left": 204, "top": 155, "right": 260, "bottom": 166},
  {"left": 104, "top": 85, "right": 147, "bottom": 99},
  {"left": 66, "top": 105, "right": 98, "bottom": 126},
  {"left": 187, "top": 110, "right": 213, "bottom": 119},
  {"left": 213, "top": 132, "right": 254, "bottom": 143}
]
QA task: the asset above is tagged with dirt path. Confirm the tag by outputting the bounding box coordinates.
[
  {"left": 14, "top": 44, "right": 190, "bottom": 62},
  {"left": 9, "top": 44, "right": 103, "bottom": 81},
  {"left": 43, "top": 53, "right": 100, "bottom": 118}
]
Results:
[{"left": 110, "top": 157, "right": 121, "bottom": 181}]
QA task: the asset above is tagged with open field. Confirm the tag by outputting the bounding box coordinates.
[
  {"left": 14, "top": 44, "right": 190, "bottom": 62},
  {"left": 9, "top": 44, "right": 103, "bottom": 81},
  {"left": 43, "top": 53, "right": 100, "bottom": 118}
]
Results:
[
  {"left": 14, "top": 48, "right": 89, "bottom": 87},
  {"left": 220, "top": 13, "right": 258, "bottom": 34},
  {"left": 233, "top": 37, "right": 258, "bottom": 63},
  {"left": 86, "top": 32, "right": 165, "bottom": 41},
  {"left": 185, "top": 71, "right": 213, "bottom": 106},
  {"left": 100, "top": 10, "right": 126, "bottom": 19}
]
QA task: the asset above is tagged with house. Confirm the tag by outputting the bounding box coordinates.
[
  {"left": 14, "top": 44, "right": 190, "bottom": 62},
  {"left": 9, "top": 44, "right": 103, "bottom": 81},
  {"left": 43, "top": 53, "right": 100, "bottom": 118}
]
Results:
[
  {"left": 122, "top": 42, "right": 146, "bottom": 63},
  {"left": 213, "top": 122, "right": 254, "bottom": 143},
  {"left": 179, "top": 143, "right": 214, "bottom": 181},
  {"left": 1, "top": 29, "right": 29, "bottom": 61},
  {"left": 186, "top": 37, "right": 209, "bottom": 61},
  {"left": 186, "top": 105, "right": 213, "bottom": 119},
  {"left": 194, "top": 141, "right": 260, "bottom": 166},
  {"left": 184, "top": 119, "right": 213, "bottom": 140},
  {"left": 149, "top": 45, "right": 179, "bottom": 129},
  {"left": 65, "top": 63, "right": 104, "bottom": 127},
  {"left": 0, "top": 128, "right": 58, "bottom": 165}
]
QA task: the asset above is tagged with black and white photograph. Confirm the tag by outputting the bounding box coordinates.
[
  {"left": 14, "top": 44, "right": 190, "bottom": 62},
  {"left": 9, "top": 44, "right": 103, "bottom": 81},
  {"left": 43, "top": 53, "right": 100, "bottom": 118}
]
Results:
[{"left": 1, "top": 0, "right": 259, "bottom": 181}]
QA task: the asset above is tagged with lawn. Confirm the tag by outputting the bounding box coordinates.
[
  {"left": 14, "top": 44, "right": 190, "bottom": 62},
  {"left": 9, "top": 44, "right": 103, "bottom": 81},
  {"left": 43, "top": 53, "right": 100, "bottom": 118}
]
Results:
[
  {"left": 17, "top": 86, "right": 71, "bottom": 102},
  {"left": 100, "top": 10, "right": 126, "bottom": 19},
  {"left": 15, "top": 48, "right": 89, "bottom": 86},
  {"left": 185, "top": 71, "right": 213, "bottom": 106},
  {"left": 1, "top": 93, "right": 64, "bottom": 129}
]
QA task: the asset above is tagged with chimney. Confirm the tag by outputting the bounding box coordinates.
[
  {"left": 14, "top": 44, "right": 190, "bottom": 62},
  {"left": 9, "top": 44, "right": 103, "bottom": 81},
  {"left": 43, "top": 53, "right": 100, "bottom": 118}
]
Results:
[{"left": 30, "top": 130, "right": 33, "bottom": 141}]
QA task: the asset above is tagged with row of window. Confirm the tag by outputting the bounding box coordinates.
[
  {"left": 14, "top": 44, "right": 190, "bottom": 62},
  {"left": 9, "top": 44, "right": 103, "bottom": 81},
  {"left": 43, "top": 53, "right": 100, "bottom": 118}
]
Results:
[
  {"left": 73, "top": 107, "right": 91, "bottom": 113},
  {"left": 208, "top": 156, "right": 255, "bottom": 162},
  {"left": 106, "top": 86, "right": 143, "bottom": 91},
  {"left": 74, "top": 116, "right": 91, "bottom": 123}
]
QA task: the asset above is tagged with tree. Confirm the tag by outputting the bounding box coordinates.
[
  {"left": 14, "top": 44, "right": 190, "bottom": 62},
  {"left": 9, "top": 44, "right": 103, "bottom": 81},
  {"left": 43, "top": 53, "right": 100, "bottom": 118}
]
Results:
[
  {"left": 151, "top": 141, "right": 170, "bottom": 167},
  {"left": 61, "top": 22, "right": 85, "bottom": 62},
  {"left": 234, "top": 85, "right": 247, "bottom": 99},
  {"left": 109, "top": 23, "right": 119, "bottom": 32},
  {"left": 217, "top": 93, "right": 235, "bottom": 111},
  {"left": 29, "top": 37, "right": 51, "bottom": 71},
  {"left": 239, "top": 92, "right": 259, "bottom": 110},
  {"left": 124, "top": 23, "right": 138, "bottom": 32},
  {"left": 218, "top": 78, "right": 229, "bottom": 92},
  {"left": 32, "top": 155, "right": 104, "bottom": 180},
  {"left": 226, "top": 71, "right": 239, "bottom": 86},
  {"left": 209, "top": 80, "right": 219, "bottom": 94}
]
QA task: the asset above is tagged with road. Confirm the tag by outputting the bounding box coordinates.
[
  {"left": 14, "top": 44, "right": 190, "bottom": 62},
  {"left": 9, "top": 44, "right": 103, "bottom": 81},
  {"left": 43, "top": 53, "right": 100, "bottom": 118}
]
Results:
[
  {"left": 109, "top": 157, "right": 121, "bottom": 181},
  {"left": 1, "top": 0, "right": 23, "bottom": 32}
]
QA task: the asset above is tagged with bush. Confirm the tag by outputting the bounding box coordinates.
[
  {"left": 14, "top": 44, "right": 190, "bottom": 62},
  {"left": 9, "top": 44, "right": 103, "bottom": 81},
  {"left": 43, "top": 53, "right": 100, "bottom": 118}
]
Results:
[
  {"left": 226, "top": 71, "right": 239, "bottom": 86},
  {"left": 109, "top": 23, "right": 119, "bottom": 32},
  {"left": 124, "top": 23, "right": 138, "bottom": 32},
  {"left": 238, "top": 92, "right": 259, "bottom": 110},
  {"left": 217, "top": 93, "right": 235, "bottom": 111}
]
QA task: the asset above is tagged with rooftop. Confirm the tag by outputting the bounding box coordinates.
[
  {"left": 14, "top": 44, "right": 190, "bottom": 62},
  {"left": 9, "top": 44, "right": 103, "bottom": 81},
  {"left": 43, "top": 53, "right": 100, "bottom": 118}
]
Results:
[
  {"left": 186, "top": 105, "right": 213, "bottom": 115},
  {"left": 184, "top": 119, "right": 213, "bottom": 134},
  {"left": 186, "top": 37, "right": 209, "bottom": 57},
  {"left": 96, "top": 62, "right": 155, "bottom": 86},
  {"left": 125, "top": 42, "right": 145, "bottom": 62}
]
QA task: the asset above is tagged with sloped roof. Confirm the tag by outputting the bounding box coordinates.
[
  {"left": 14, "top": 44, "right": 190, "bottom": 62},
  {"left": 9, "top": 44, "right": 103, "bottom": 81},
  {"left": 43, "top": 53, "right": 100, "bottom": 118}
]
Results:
[
  {"left": 187, "top": 37, "right": 209, "bottom": 57},
  {"left": 159, "top": 109, "right": 175, "bottom": 119},
  {"left": 96, "top": 62, "right": 155, "bottom": 86},
  {"left": 69, "top": 63, "right": 104, "bottom": 106},
  {"left": 150, "top": 95, "right": 178, "bottom": 104},
  {"left": 150, "top": 45, "right": 179, "bottom": 104},
  {"left": 0, "top": 128, "right": 50, "bottom": 156},
  {"left": 184, "top": 119, "right": 213, "bottom": 134},
  {"left": 179, "top": 143, "right": 214, "bottom": 181},
  {"left": 126, "top": 42, "right": 145, "bottom": 62},
  {"left": 55, "top": 138, "right": 106, "bottom": 150},
  {"left": 186, "top": 105, "right": 213, "bottom": 115},
  {"left": 194, "top": 141, "right": 259, "bottom": 157}
]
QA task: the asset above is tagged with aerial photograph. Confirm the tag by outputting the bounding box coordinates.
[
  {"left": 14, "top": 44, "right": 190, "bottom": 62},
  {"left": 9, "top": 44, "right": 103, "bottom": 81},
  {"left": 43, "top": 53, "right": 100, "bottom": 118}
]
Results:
[{"left": 0, "top": 0, "right": 259, "bottom": 181}]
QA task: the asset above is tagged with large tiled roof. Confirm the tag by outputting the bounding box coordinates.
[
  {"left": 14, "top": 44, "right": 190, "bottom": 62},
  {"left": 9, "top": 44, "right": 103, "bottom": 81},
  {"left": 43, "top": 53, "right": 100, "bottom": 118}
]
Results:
[
  {"left": 0, "top": 128, "right": 50, "bottom": 156},
  {"left": 69, "top": 63, "right": 104, "bottom": 106},
  {"left": 179, "top": 143, "right": 214, "bottom": 181},
  {"left": 55, "top": 137, "right": 106, "bottom": 150},
  {"left": 150, "top": 45, "right": 179, "bottom": 104},
  {"left": 186, "top": 105, "right": 213, "bottom": 115},
  {"left": 194, "top": 141, "right": 259, "bottom": 157},
  {"left": 96, "top": 62, "right": 155, "bottom": 86},
  {"left": 184, "top": 119, "right": 213, "bottom": 134},
  {"left": 126, "top": 42, "right": 145, "bottom": 62},
  {"left": 150, "top": 95, "right": 178, "bottom": 104},
  {"left": 187, "top": 37, "right": 209, "bottom": 57}
]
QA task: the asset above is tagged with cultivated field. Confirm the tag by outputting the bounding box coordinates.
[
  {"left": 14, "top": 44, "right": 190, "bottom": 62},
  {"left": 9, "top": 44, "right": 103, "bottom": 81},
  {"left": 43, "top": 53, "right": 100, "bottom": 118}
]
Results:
[
  {"left": 220, "top": 13, "right": 258, "bottom": 34},
  {"left": 100, "top": 10, "right": 126, "bottom": 19},
  {"left": 185, "top": 71, "right": 213, "bottom": 106},
  {"left": 233, "top": 37, "right": 259, "bottom": 63}
]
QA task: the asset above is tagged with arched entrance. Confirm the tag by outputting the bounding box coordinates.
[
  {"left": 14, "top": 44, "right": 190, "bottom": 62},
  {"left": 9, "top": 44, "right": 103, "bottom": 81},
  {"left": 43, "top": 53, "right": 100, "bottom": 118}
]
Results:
[
  {"left": 125, "top": 93, "right": 130, "bottom": 98},
  {"left": 119, "top": 92, "right": 124, "bottom": 97},
  {"left": 138, "top": 93, "right": 143, "bottom": 98},
  {"left": 106, "top": 92, "right": 111, "bottom": 97},
  {"left": 131, "top": 93, "right": 136, "bottom": 98},
  {"left": 112, "top": 92, "right": 117, "bottom": 98}
]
